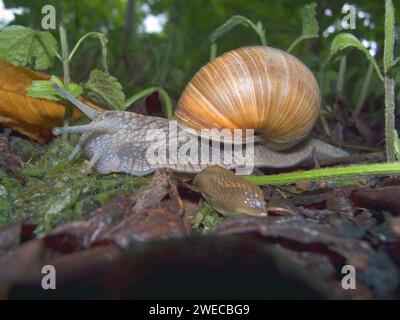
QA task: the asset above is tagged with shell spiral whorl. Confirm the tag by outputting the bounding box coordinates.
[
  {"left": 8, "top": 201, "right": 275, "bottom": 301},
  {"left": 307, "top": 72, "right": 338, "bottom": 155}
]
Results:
[{"left": 175, "top": 46, "right": 321, "bottom": 150}]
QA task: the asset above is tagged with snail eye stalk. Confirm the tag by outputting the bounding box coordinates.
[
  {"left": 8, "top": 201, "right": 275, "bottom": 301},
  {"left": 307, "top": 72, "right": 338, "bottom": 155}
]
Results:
[{"left": 52, "top": 83, "right": 99, "bottom": 120}]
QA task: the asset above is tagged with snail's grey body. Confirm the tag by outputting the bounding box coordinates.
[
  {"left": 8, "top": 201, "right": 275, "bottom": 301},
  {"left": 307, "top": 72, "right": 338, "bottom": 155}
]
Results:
[{"left": 53, "top": 88, "right": 348, "bottom": 176}]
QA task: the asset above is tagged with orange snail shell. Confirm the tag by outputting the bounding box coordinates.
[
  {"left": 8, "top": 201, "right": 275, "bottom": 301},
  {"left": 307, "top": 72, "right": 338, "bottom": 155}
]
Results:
[{"left": 174, "top": 46, "right": 321, "bottom": 150}]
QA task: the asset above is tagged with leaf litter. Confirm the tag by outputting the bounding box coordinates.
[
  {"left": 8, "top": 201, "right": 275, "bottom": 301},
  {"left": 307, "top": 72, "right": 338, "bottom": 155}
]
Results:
[{"left": 0, "top": 132, "right": 400, "bottom": 299}]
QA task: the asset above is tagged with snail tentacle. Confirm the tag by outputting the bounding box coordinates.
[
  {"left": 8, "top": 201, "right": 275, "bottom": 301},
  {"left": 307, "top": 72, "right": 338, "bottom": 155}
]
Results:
[
  {"left": 52, "top": 83, "right": 99, "bottom": 120},
  {"left": 53, "top": 123, "right": 114, "bottom": 135}
]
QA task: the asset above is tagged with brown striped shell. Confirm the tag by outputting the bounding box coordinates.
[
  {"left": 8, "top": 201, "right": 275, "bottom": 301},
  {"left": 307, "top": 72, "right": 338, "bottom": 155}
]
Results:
[{"left": 174, "top": 46, "right": 321, "bottom": 150}]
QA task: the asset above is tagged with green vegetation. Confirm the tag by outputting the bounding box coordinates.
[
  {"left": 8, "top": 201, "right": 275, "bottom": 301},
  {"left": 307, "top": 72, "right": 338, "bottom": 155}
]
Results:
[
  {"left": 2, "top": 136, "right": 147, "bottom": 233},
  {"left": 0, "top": 170, "right": 21, "bottom": 226},
  {"left": 329, "top": 0, "right": 400, "bottom": 161},
  {"left": 192, "top": 202, "right": 225, "bottom": 234}
]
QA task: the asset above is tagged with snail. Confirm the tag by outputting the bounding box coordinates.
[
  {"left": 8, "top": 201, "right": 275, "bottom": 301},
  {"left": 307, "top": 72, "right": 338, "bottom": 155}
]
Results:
[
  {"left": 53, "top": 46, "right": 348, "bottom": 176},
  {"left": 193, "top": 166, "right": 267, "bottom": 217}
]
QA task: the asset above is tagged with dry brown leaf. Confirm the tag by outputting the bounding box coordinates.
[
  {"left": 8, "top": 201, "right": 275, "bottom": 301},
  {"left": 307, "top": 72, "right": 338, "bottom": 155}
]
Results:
[{"left": 0, "top": 60, "right": 101, "bottom": 143}]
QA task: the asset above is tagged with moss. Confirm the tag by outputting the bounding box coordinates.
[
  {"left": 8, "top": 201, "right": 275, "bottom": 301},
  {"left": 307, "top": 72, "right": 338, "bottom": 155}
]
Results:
[
  {"left": 192, "top": 202, "right": 225, "bottom": 234},
  {"left": 13, "top": 136, "right": 148, "bottom": 234},
  {"left": 20, "top": 134, "right": 80, "bottom": 179},
  {"left": 9, "top": 137, "right": 43, "bottom": 160},
  {"left": 0, "top": 170, "right": 21, "bottom": 226}
]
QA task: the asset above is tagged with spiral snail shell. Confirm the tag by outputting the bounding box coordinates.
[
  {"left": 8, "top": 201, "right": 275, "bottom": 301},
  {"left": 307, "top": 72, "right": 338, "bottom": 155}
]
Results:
[{"left": 175, "top": 46, "right": 321, "bottom": 150}]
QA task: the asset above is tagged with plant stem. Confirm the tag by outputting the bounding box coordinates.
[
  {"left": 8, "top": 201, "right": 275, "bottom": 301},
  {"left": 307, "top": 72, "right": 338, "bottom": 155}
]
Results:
[
  {"left": 208, "top": 15, "right": 266, "bottom": 61},
  {"left": 158, "top": 38, "right": 172, "bottom": 86},
  {"left": 257, "top": 27, "right": 267, "bottom": 46},
  {"left": 210, "top": 43, "right": 217, "bottom": 61},
  {"left": 287, "top": 37, "right": 303, "bottom": 53},
  {"left": 384, "top": 0, "right": 395, "bottom": 72},
  {"left": 68, "top": 32, "right": 108, "bottom": 72},
  {"left": 246, "top": 19, "right": 266, "bottom": 46},
  {"left": 59, "top": 23, "right": 72, "bottom": 143},
  {"left": 355, "top": 62, "right": 373, "bottom": 115},
  {"left": 59, "top": 24, "right": 70, "bottom": 87},
  {"left": 125, "top": 87, "right": 174, "bottom": 119},
  {"left": 244, "top": 162, "right": 400, "bottom": 186},
  {"left": 337, "top": 56, "right": 347, "bottom": 93},
  {"left": 317, "top": 62, "right": 332, "bottom": 137},
  {"left": 318, "top": 62, "right": 325, "bottom": 97},
  {"left": 383, "top": 0, "right": 397, "bottom": 161},
  {"left": 384, "top": 76, "right": 396, "bottom": 161}
]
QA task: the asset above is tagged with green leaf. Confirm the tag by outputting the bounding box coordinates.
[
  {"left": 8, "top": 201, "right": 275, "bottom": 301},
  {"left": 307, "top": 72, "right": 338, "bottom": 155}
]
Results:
[
  {"left": 0, "top": 25, "right": 59, "bottom": 70},
  {"left": 299, "top": 2, "right": 319, "bottom": 38},
  {"left": 329, "top": 33, "right": 384, "bottom": 81},
  {"left": 287, "top": 2, "right": 319, "bottom": 53},
  {"left": 83, "top": 69, "right": 125, "bottom": 110},
  {"left": 28, "top": 76, "right": 83, "bottom": 101},
  {"left": 209, "top": 15, "right": 266, "bottom": 46}
]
